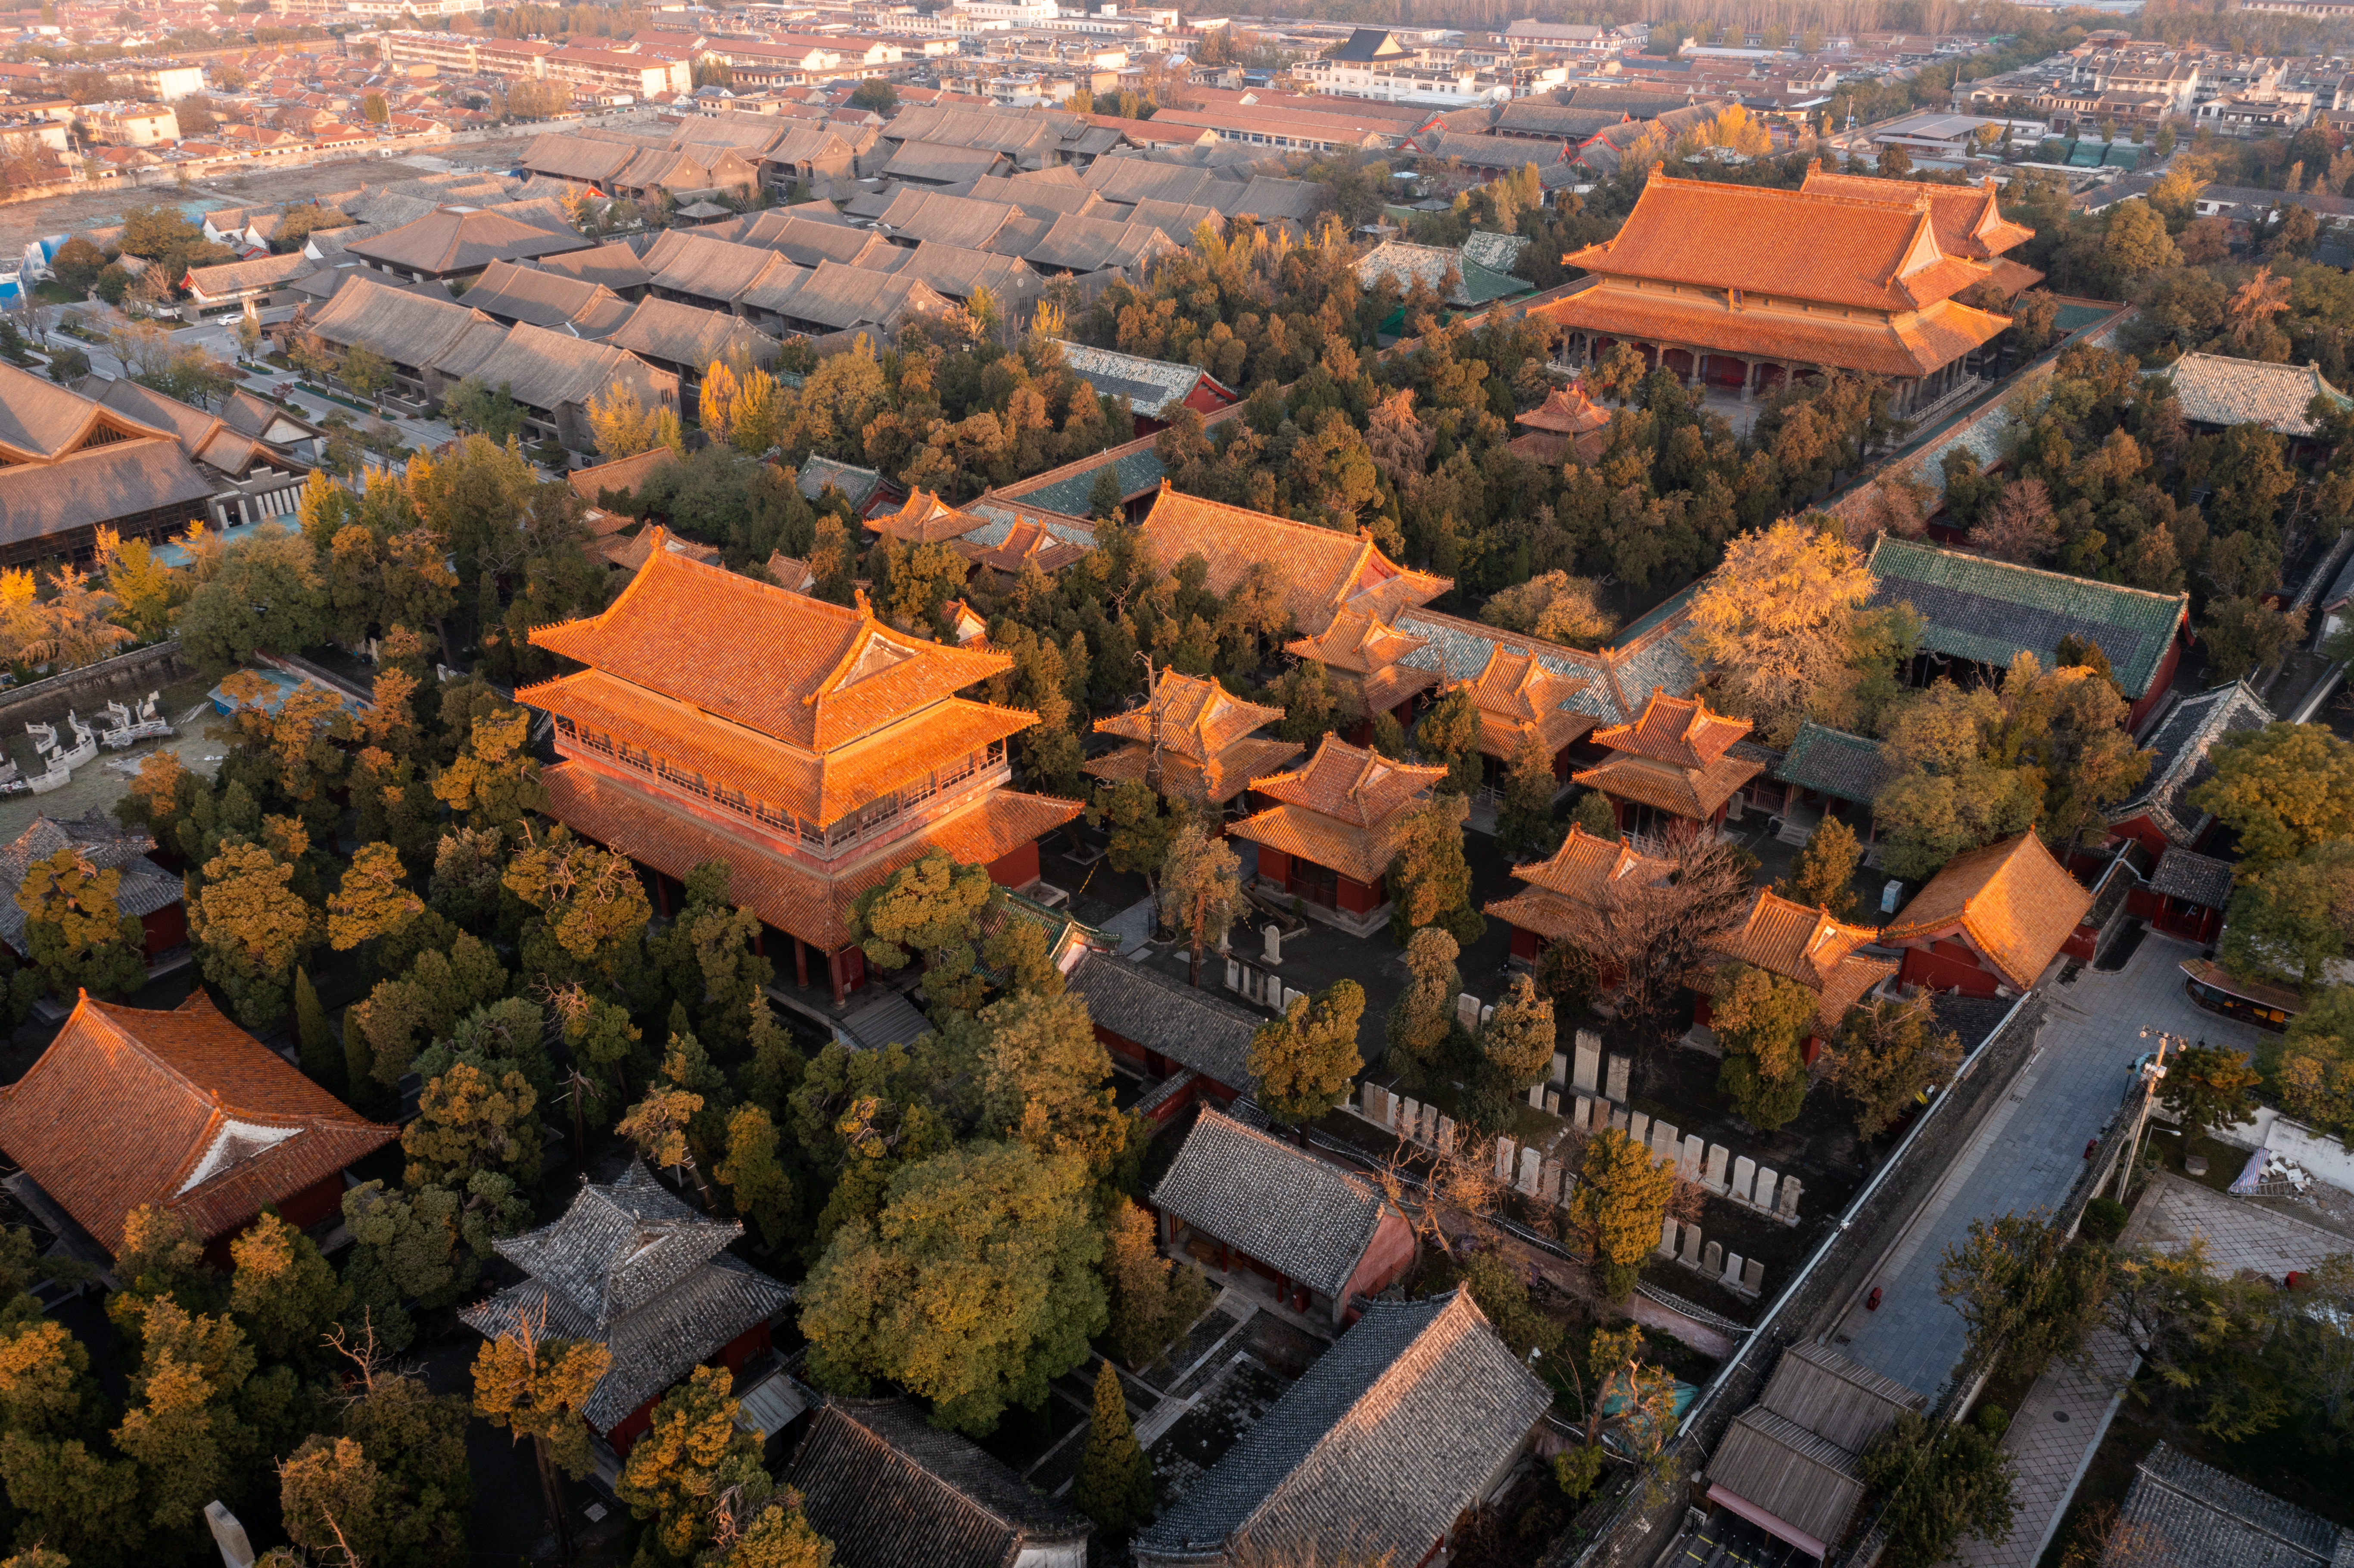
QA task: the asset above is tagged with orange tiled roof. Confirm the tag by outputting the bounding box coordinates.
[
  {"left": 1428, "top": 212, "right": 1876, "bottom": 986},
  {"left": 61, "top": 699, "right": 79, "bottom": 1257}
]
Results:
[
  {"left": 1140, "top": 485, "right": 1450, "bottom": 638},
  {"left": 1517, "top": 383, "right": 1611, "bottom": 436},
  {"left": 1247, "top": 734, "right": 1444, "bottom": 828},
  {"left": 594, "top": 529, "right": 722, "bottom": 572},
  {"left": 1987, "top": 256, "right": 2046, "bottom": 299},
  {"left": 0, "top": 992, "right": 397, "bottom": 1257},
  {"left": 1593, "top": 689, "right": 1749, "bottom": 767},
  {"left": 1455, "top": 643, "right": 1596, "bottom": 759},
  {"left": 1563, "top": 174, "right": 1993, "bottom": 313},
  {"left": 1798, "top": 168, "right": 2036, "bottom": 261},
  {"left": 1878, "top": 831, "right": 2092, "bottom": 991},
  {"left": 541, "top": 761, "right": 1080, "bottom": 951},
  {"left": 1084, "top": 734, "right": 1306, "bottom": 806},
  {"left": 521, "top": 667, "right": 1038, "bottom": 829},
  {"left": 1287, "top": 604, "right": 1432, "bottom": 676},
  {"left": 1709, "top": 888, "right": 1897, "bottom": 1035},
  {"left": 1095, "top": 670, "right": 1287, "bottom": 762},
  {"left": 1530, "top": 282, "right": 2010, "bottom": 381},
  {"left": 1228, "top": 801, "right": 1416, "bottom": 886},
  {"left": 1507, "top": 428, "right": 1613, "bottom": 467},
  {"left": 1572, "top": 750, "right": 1763, "bottom": 820},
  {"left": 1483, "top": 824, "right": 1674, "bottom": 941},
  {"left": 529, "top": 530, "right": 1013, "bottom": 753},
  {"left": 956, "top": 516, "right": 1087, "bottom": 576},
  {"left": 765, "top": 552, "right": 817, "bottom": 594},
  {"left": 871, "top": 487, "right": 988, "bottom": 544}
]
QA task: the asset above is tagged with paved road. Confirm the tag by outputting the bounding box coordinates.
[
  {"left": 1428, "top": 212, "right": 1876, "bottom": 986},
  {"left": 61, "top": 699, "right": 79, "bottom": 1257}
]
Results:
[{"left": 1830, "top": 932, "right": 2266, "bottom": 1400}]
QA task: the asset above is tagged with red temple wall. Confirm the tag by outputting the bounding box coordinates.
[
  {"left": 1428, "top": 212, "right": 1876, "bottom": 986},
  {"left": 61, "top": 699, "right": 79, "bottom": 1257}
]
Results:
[
  {"left": 985, "top": 838, "right": 1040, "bottom": 890},
  {"left": 1897, "top": 941, "right": 2001, "bottom": 999},
  {"left": 140, "top": 902, "right": 187, "bottom": 957}
]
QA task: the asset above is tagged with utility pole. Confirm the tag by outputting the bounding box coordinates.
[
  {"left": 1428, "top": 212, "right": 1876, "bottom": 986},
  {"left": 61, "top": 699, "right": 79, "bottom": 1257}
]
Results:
[{"left": 2121, "top": 1029, "right": 2180, "bottom": 1202}]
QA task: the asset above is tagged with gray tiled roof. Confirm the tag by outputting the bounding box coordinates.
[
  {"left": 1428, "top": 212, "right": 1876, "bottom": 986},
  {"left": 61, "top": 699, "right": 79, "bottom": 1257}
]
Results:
[
  {"left": 1053, "top": 340, "right": 1221, "bottom": 420},
  {"left": 1068, "top": 952, "right": 1261, "bottom": 1091},
  {"left": 1394, "top": 612, "right": 1623, "bottom": 720},
  {"left": 0, "top": 811, "right": 181, "bottom": 955},
  {"left": 789, "top": 1399, "right": 1090, "bottom": 1568},
  {"left": 1777, "top": 722, "right": 1893, "bottom": 806},
  {"left": 2163, "top": 352, "right": 2353, "bottom": 438},
  {"left": 2109, "top": 680, "right": 2273, "bottom": 845},
  {"left": 1866, "top": 535, "right": 2189, "bottom": 700},
  {"left": 798, "top": 456, "right": 887, "bottom": 508},
  {"left": 962, "top": 501, "right": 1094, "bottom": 550},
  {"left": 2113, "top": 1441, "right": 2347, "bottom": 1567},
  {"left": 1134, "top": 1291, "right": 1552, "bottom": 1566},
  {"left": 2150, "top": 847, "right": 2235, "bottom": 909},
  {"left": 1149, "top": 1108, "right": 1383, "bottom": 1300},
  {"left": 459, "top": 1161, "right": 792, "bottom": 1431}
]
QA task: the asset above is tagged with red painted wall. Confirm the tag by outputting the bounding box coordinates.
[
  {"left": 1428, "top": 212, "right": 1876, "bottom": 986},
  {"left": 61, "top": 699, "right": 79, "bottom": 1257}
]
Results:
[
  {"left": 2128, "top": 629, "right": 2186, "bottom": 732},
  {"left": 2109, "top": 812, "right": 2170, "bottom": 861},
  {"left": 1510, "top": 925, "right": 1543, "bottom": 960},
  {"left": 1259, "top": 847, "right": 1292, "bottom": 886},
  {"left": 1897, "top": 942, "right": 2001, "bottom": 998},
  {"left": 1342, "top": 1210, "right": 1417, "bottom": 1307},
  {"left": 1336, "top": 873, "right": 1383, "bottom": 914},
  {"left": 196, "top": 1170, "right": 351, "bottom": 1270},
  {"left": 139, "top": 901, "right": 188, "bottom": 957},
  {"left": 985, "top": 838, "right": 1040, "bottom": 890}
]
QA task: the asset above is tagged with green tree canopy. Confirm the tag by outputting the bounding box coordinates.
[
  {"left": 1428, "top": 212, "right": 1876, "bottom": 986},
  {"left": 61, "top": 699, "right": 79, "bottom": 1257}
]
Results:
[
  {"left": 798, "top": 1141, "right": 1106, "bottom": 1434},
  {"left": 1247, "top": 979, "right": 1365, "bottom": 1127}
]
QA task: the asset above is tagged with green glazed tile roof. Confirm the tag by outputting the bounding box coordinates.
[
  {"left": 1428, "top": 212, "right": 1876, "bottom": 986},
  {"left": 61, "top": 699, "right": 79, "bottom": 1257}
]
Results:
[
  {"left": 1013, "top": 445, "right": 1167, "bottom": 516},
  {"left": 1866, "top": 535, "right": 2188, "bottom": 698},
  {"left": 1775, "top": 721, "right": 1893, "bottom": 806}
]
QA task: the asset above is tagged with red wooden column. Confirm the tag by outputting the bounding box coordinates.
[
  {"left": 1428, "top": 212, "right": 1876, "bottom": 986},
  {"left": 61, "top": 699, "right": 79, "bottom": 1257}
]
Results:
[{"left": 794, "top": 936, "right": 810, "bottom": 989}]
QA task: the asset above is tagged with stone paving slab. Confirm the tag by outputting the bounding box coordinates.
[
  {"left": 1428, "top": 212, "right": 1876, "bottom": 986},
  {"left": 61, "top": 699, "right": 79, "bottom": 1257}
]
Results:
[
  {"left": 1954, "top": 1171, "right": 2343, "bottom": 1567},
  {"left": 1832, "top": 934, "right": 2265, "bottom": 1399},
  {"left": 2120, "top": 1170, "right": 2344, "bottom": 1277},
  {"left": 1955, "top": 1328, "right": 2141, "bottom": 1568}
]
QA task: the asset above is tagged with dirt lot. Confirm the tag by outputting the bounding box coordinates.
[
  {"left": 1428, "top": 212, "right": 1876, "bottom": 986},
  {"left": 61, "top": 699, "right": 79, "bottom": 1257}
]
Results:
[{"left": 0, "top": 131, "right": 550, "bottom": 253}]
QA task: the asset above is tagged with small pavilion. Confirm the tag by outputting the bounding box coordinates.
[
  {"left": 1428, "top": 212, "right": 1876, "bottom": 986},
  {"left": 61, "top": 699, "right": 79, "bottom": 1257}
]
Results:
[
  {"left": 1448, "top": 642, "right": 1598, "bottom": 800},
  {"left": 1084, "top": 668, "right": 1302, "bottom": 813},
  {"left": 1573, "top": 690, "right": 1762, "bottom": 842},
  {"left": 1506, "top": 382, "right": 1612, "bottom": 465},
  {"left": 1697, "top": 889, "right": 1897, "bottom": 1061},
  {"left": 1286, "top": 604, "right": 1441, "bottom": 740},
  {"left": 1486, "top": 824, "right": 1674, "bottom": 964},
  {"left": 1878, "top": 832, "right": 2093, "bottom": 999},
  {"left": 460, "top": 1160, "right": 794, "bottom": 1458},
  {"left": 1229, "top": 735, "right": 1445, "bottom": 935}
]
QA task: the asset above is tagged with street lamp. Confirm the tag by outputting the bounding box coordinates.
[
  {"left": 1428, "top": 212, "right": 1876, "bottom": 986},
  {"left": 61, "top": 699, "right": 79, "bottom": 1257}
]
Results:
[{"left": 2120, "top": 1028, "right": 2183, "bottom": 1201}]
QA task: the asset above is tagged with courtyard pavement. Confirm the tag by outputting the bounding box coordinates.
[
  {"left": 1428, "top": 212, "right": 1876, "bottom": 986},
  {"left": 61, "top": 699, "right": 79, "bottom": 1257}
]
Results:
[
  {"left": 1955, "top": 1173, "right": 2347, "bottom": 1568},
  {"left": 1830, "top": 931, "right": 2265, "bottom": 1400}
]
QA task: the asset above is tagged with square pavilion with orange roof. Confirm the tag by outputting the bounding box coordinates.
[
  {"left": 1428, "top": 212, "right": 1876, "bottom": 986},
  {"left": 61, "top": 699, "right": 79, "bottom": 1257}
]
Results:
[
  {"left": 1447, "top": 641, "right": 1600, "bottom": 799},
  {"left": 520, "top": 530, "right": 1082, "bottom": 1008},
  {"left": 1085, "top": 669, "right": 1304, "bottom": 812},
  {"left": 1572, "top": 689, "right": 1764, "bottom": 841},
  {"left": 1485, "top": 824, "right": 1675, "bottom": 964},
  {"left": 1229, "top": 736, "right": 1447, "bottom": 936},
  {"left": 1529, "top": 172, "right": 2023, "bottom": 413},
  {"left": 1286, "top": 604, "right": 1442, "bottom": 741},
  {"left": 1697, "top": 889, "right": 1899, "bottom": 1059},
  {"left": 1878, "top": 831, "right": 2094, "bottom": 999}
]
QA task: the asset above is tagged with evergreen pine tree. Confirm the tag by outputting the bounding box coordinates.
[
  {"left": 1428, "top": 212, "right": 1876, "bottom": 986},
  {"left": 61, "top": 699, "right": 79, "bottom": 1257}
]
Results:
[
  {"left": 294, "top": 966, "right": 340, "bottom": 1089},
  {"left": 343, "top": 1003, "right": 377, "bottom": 1111},
  {"left": 1777, "top": 816, "right": 1860, "bottom": 919},
  {"left": 1071, "top": 1360, "right": 1153, "bottom": 1532},
  {"left": 1495, "top": 728, "right": 1560, "bottom": 859}
]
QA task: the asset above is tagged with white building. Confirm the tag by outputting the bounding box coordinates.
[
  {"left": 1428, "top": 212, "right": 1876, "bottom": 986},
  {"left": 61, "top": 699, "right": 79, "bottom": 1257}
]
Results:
[{"left": 952, "top": 0, "right": 1060, "bottom": 30}]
